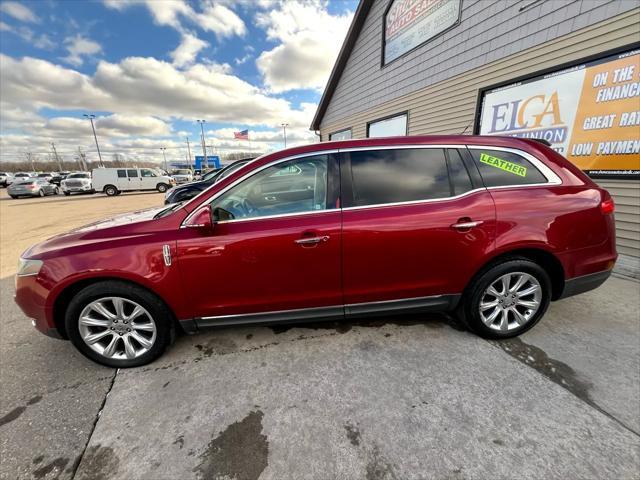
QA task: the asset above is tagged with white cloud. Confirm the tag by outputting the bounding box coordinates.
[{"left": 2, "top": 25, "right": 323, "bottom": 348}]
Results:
[
  {"left": 196, "top": 3, "right": 246, "bottom": 39},
  {"left": 62, "top": 35, "right": 103, "bottom": 66},
  {"left": 103, "top": 0, "right": 246, "bottom": 39},
  {"left": 0, "top": 21, "right": 55, "bottom": 50},
  {"left": 0, "top": 1, "right": 39, "bottom": 23},
  {"left": 170, "top": 33, "right": 209, "bottom": 68},
  {"left": 0, "top": 53, "right": 318, "bottom": 161},
  {"left": 256, "top": 0, "right": 353, "bottom": 93}
]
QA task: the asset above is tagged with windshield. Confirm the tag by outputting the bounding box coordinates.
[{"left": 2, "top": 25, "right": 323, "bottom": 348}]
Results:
[
  {"left": 68, "top": 173, "right": 90, "bottom": 179},
  {"left": 173, "top": 169, "right": 191, "bottom": 175},
  {"left": 15, "top": 173, "right": 29, "bottom": 177},
  {"left": 37, "top": 173, "right": 50, "bottom": 177}
]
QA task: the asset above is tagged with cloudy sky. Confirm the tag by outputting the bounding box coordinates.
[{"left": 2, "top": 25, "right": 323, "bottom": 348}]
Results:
[{"left": 0, "top": 0, "right": 356, "bottom": 165}]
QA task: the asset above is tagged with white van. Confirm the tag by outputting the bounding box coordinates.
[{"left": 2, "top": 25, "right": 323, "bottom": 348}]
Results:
[{"left": 92, "top": 168, "right": 175, "bottom": 196}]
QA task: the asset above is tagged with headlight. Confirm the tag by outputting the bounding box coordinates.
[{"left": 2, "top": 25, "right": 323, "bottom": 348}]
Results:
[{"left": 17, "top": 258, "right": 43, "bottom": 277}]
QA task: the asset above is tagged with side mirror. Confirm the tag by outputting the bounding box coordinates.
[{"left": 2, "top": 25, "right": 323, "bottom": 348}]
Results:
[
  {"left": 184, "top": 205, "right": 213, "bottom": 231},
  {"left": 212, "top": 207, "right": 235, "bottom": 222}
]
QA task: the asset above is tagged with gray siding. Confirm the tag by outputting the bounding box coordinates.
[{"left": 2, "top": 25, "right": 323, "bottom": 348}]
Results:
[{"left": 321, "top": 0, "right": 638, "bottom": 127}]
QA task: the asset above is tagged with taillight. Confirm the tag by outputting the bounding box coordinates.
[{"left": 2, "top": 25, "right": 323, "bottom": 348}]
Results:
[{"left": 601, "top": 198, "right": 615, "bottom": 214}]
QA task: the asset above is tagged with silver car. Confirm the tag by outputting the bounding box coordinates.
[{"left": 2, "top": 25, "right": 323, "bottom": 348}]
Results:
[{"left": 8, "top": 179, "right": 59, "bottom": 198}]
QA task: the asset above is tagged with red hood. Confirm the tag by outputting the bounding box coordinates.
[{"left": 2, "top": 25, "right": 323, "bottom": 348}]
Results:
[{"left": 23, "top": 206, "right": 184, "bottom": 259}]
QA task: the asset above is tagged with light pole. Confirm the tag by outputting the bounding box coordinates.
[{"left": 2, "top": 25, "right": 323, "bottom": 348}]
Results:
[
  {"left": 196, "top": 120, "right": 208, "bottom": 170},
  {"left": 281, "top": 123, "right": 289, "bottom": 148},
  {"left": 83, "top": 114, "right": 104, "bottom": 167},
  {"left": 186, "top": 137, "right": 193, "bottom": 170},
  {"left": 160, "top": 147, "right": 167, "bottom": 171}
]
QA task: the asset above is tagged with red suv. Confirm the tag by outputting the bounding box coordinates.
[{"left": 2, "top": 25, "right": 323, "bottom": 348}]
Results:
[{"left": 15, "top": 136, "right": 616, "bottom": 367}]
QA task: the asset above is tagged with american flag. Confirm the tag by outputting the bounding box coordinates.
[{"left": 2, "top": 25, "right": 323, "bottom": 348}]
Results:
[{"left": 234, "top": 129, "right": 249, "bottom": 140}]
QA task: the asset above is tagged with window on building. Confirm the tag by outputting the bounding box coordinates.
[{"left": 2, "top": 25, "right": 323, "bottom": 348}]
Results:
[
  {"left": 347, "top": 148, "right": 450, "bottom": 206},
  {"left": 367, "top": 113, "right": 407, "bottom": 138},
  {"left": 446, "top": 149, "right": 473, "bottom": 195},
  {"left": 470, "top": 149, "right": 548, "bottom": 187},
  {"left": 329, "top": 129, "right": 352, "bottom": 141}
]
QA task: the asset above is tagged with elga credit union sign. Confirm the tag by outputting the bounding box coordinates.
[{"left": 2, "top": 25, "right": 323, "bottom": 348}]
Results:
[
  {"left": 384, "top": 0, "right": 461, "bottom": 64},
  {"left": 478, "top": 49, "right": 640, "bottom": 178}
]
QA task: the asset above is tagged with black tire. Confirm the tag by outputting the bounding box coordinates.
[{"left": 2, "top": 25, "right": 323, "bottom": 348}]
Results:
[
  {"left": 54, "top": 187, "right": 60, "bottom": 195},
  {"left": 457, "top": 257, "right": 551, "bottom": 339},
  {"left": 65, "top": 280, "right": 174, "bottom": 368},
  {"left": 63, "top": 191, "right": 71, "bottom": 196},
  {"left": 10, "top": 195, "right": 18, "bottom": 199},
  {"left": 156, "top": 183, "right": 168, "bottom": 193},
  {"left": 38, "top": 189, "right": 45, "bottom": 197},
  {"left": 104, "top": 185, "right": 118, "bottom": 196}
]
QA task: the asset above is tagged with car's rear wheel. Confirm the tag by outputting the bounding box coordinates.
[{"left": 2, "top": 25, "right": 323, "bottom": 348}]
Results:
[
  {"left": 104, "top": 185, "right": 118, "bottom": 196},
  {"left": 10, "top": 195, "right": 17, "bottom": 199},
  {"left": 65, "top": 281, "right": 173, "bottom": 367},
  {"left": 458, "top": 258, "right": 551, "bottom": 338},
  {"left": 63, "top": 191, "right": 71, "bottom": 196}
]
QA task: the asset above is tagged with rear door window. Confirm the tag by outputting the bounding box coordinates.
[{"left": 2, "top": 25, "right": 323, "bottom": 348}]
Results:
[
  {"left": 345, "top": 148, "right": 450, "bottom": 207},
  {"left": 117, "top": 170, "right": 127, "bottom": 178},
  {"left": 470, "top": 149, "right": 547, "bottom": 187},
  {"left": 446, "top": 149, "right": 473, "bottom": 196},
  {"left": 127, "top": 169, "right": 139, "bottom": 178}
]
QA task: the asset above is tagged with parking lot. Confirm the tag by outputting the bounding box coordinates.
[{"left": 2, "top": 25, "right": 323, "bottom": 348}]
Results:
[{"left": 0, "top": 189, "right": 638, "bottom": 480}]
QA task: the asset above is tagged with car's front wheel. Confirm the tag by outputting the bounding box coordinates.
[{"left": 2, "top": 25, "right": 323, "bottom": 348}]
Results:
[
  {"left": 458, "top": 258, "right": 551, "bottom": 338},
  {"left": 156, "top": 183, "right": 169, "bottom": 193},
  {"left": 65, "top": 281, "right": 173, "bottom": 367}
]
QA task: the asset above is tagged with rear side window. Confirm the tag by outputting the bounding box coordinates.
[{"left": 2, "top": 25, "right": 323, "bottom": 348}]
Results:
[
  {"left": 470, "top": 149, "right": 547, "bottom": 187},
  {"left": 446, "top": 149, "right": 473, "bottom": 196},
  {"left": 127, "top": 169, "right": 139, "bottom": 178},
  {"left": 347, "top": 148, "right": 450, "bottom": 206},
  {"left": 117, "top": 170, "right": 126, "bottom": 178}
]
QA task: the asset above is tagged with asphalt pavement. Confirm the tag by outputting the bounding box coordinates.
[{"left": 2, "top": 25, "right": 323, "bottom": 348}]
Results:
[{"left": 1, "top": 274, "right": 639, "bottom": 480}]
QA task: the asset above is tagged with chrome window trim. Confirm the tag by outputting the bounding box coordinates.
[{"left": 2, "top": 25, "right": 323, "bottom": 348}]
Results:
[
  {"left": 182, "top": 144, "right": 561, "bottom": 225},
  {"left": 215, "top": 208, "right": 340, "bottom": 224}
]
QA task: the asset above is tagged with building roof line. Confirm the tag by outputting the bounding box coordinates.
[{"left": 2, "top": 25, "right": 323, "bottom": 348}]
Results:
[{"left": 310, "top": 0, "right": 374, "bottom": 132}]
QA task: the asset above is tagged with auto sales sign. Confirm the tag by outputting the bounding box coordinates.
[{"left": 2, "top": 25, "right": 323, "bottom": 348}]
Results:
[
  {"left": 384, "top": 0, "right": 461, "bottom": 64},
  {"left": 478, "top": 49, "right": 640, "bottom": 178}
]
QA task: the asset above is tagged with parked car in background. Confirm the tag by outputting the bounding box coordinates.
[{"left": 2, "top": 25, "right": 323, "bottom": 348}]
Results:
[
  {"left": 164, "top": 159, "right": 252, "bottom": 205},
  {"left": 15, "top": 136, "right": 617, "bottom": 367},
  {"left": 0, "top": 172, "right": 14, "bottom": 187},
  {"left": 92, "top": 167, "right": 175, "bottom": 196},
  {"left": 49, "top": 172, "right": 63, "bottom": 185},
  {"left": 8, "top": 179, "right": 59, "bottom": 198},
  {"left": 171, "top": 169, "right": 194, "bottom": 184},
  {"left": 61, "top": 172, "right": 94, "bottom": 196},
  {"left": 59, "top": 171, "right": 72, "bottom": 180},
  {"left": 36, "top": 172, "right": 54, "bottom": 183},
  {"left": 13, "top": 172, "right": 35, "bottom": 181}
]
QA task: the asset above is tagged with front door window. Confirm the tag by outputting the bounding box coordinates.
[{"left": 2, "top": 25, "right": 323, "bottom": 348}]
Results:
[{"left": 211, "top": 155, "right": 329, "bottom": 221}]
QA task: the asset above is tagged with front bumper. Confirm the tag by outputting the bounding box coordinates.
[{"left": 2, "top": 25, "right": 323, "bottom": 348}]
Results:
[
  {"left": 14, "top": 274, "right": 62, "bottom": 339},
  {"left": 62, "top": 184, "right": 92, "bottom": 192}
]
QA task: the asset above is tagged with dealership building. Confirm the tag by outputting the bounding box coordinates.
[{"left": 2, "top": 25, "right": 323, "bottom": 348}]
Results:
[{"left": 312, "top": 0, "right": 640, "bottom": 276}]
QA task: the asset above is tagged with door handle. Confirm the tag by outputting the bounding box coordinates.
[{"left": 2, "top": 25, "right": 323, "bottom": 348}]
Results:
[
  {"left": 451, "top": 220, "right": 483, "bottom": 230},
  {"left": 295, "top": 235, "right": 330, "bottom": 245}
]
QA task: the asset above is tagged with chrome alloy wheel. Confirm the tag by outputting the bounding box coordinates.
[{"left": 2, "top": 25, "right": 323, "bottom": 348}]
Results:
[
  {"left": 479, "top": 272, "right": 542, "bottom": 332},
  {"left": 78, "top": 297, "right": 157, "bottom": 360}
]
